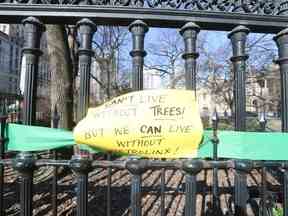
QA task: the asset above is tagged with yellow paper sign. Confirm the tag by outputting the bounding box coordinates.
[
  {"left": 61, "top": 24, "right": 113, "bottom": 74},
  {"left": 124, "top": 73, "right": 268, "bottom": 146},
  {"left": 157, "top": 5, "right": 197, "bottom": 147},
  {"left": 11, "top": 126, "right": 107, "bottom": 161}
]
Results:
[{"left": 74, "top": 89, "right": 203, "bottom": 158}]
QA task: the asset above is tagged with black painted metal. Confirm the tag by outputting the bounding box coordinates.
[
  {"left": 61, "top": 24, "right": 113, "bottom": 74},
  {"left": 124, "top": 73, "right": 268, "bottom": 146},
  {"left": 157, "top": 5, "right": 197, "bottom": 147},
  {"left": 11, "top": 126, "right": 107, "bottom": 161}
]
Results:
[
  {"left": 234, "top": 161, "right": 251, "bottom": 216},
  {"left": 0, "top": 109, "right": 7, "bottom": 216},
  {"left": 70, "top": 155, "right": 92, "bottom": 216},
  {"left": 0, "top": 1, "right": 286, "bottom": 215},
  {"left": 0, "top": 0, "right": 281, "bottom": 14},
  {"left": 52, "top": 106, "right": 60, "bottom": 216},
  {"left": 13, "top": 152, "right": 36, "bottom": 216},
  {"left": 274, "top": 28, "right": 288, "bottom": 132},
  {"left": 22, "top": 17, "right": 44, "bottom": 125},
  {"left": 284, "top": 168, "right": 288, "bottom": 216},
  {"left": 129, "top": 20, "right": 148, "bottom": 91},
  {"left": 228, "top": 25, "right": 249, "bottom": 131},
  {"left": 212, "top": 110, "right": 220, "bottom": 212},
  {"left": 261, "top": 166, "right": 268, "bottom": 216},
  {"left": 130, "top": 174, "right": 142, "bottom": 216},
  {"left": 107, "top": 153, "right": 112, "bottom": 216},
  {"left": 160, "top": 168, "right": 165, "bottom": 216},
  {"left": 77, "top": 18, "right": 97, "bottom": 121},
  {"left": 180, "top": 22, "right": 200, "bottom": 91},
  {"left": 259, "top": 116, "right": 268, "bottom": 216},
  {"left": 225, "top": 27, "right": 250, "bottom": 213},
  {"left": 0, "top": 3, "right": 288, "bottom": 33},
  {"left": 16, "top": 17, "right": 44, "bottom": 216},
  {"left": 183, "top": 160, "right": 202, "bottom": 216},
  {"left": 126, "top": 160, "right": 148, "bottom": 216}
]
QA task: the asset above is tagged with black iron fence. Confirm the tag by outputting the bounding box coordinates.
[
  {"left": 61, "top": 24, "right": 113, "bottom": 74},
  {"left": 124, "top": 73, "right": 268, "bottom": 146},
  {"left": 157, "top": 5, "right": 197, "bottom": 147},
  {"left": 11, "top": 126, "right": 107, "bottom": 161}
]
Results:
[
  {"left": 0, "top": 111, "right": 284, "bottom": 216},
  {"left": 0, "top": 1, "right": 288, "bottom": 216},
  {"left": 0, "top": 93, "right": 22, "bottom": 123},
  {"left": 0, "top": 147, "right": 286, "bottom": 216}
]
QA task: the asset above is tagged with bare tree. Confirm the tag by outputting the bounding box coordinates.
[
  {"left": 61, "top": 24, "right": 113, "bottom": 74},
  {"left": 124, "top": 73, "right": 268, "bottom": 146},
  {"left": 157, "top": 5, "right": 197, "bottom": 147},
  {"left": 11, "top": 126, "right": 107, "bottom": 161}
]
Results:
[
  {"left": 145, "top": 29, "right": 184, "bottom": 88},
  {"left": 91, "top": 26, "right": 129, "bottom": 101},
  {"left": 146, "top": 30, "right": 279, "bottom": 116}
]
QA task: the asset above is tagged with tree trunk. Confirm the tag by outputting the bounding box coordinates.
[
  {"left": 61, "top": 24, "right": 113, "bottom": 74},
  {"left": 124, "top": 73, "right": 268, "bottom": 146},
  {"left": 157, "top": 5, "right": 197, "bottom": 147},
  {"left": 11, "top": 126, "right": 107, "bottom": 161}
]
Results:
[{"left": 46, "top": 25, "right": 74, "bottom": 129}]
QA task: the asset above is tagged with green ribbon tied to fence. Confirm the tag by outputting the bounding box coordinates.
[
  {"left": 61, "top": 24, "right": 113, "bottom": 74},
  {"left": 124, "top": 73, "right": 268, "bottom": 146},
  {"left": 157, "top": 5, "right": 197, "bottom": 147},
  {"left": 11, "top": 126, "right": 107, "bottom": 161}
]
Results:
[{"left": 2, "top": 123, "right": 288, "bottom": 160}]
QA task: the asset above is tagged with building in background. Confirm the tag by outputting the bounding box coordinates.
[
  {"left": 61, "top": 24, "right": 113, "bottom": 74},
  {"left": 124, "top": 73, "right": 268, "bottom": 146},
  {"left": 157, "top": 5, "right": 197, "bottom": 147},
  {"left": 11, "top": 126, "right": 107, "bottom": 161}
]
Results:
[
  {"left": 0, "top": 24, "right": 51, "bottom": 123},
  {"left": 144, "top": 69, "right": 162, "bottom": 89},
  {"left": 0, "top": 24, "right": 24, "bottom": 95},
  {"left": 197, "top": 63, "right": 281, "bottom": 119}
]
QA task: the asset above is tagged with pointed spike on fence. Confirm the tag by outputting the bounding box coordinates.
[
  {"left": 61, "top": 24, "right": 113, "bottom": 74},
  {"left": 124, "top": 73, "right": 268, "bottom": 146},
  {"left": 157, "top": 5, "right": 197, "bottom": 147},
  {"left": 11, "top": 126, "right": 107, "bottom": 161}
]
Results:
[
  {"left": 53, "top": 104, "right": 58, "bottom": 118},
  {"left": 52, "top": 104, "right": 60, "bottom": 129},
  {"left": 1, "top": 100, "right": 7, "bottom": 117},
  {"left": 212, "top": 108, "right": 219, "bottom": 122},
  {"left": 259, "top": 112, "right": 266, "bottom": 123}
]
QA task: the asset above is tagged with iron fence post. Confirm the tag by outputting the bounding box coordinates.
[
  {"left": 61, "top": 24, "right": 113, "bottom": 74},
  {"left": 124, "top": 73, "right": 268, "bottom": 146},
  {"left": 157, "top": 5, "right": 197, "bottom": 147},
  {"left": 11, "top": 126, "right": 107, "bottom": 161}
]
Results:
[
  {"left": 274, "top": 28, "right": 288, "bottom": 132},
  {"left": 129, "top": 20, "right": 148, "bottom": 91},
  {"left": 228, "top": 25, "right": 249, "bottom": 131},
  {"left": 229, "top": 26, "right": 249, "bottom": 216},
  {"left": 13, "top": 152, "right": 36, "bottom": 216},
  {"left": 52, "top": 105, "right": 60, "bottom": 216},
  {"left": 17, "top": 17, "right": 43, "bottom": 216},
  {"left": 259, "top": 112, "right": 267, "bottom": 132},
  {"left": 258, "top": 113, "right": 267, "bottom": 216},
  {"left": 0, "top": 106, "right": 7, "bottom": 216},
  {"left": 261, "top": 165, "right": 268, "bottom": 216},
  {"left": 212, "top": 110, "right": 220, "bottom": 212},
  {"left": 126, "top": 160, "right": 148, "bottom": 216},
  {"left": 284, "top": 166, "right": 288, "bottom": 216},
  {"left": 70, "top": 155, "right": 92, "bottom": 216},
  {"left": 76, "top": 18, "right": 97, "bottom": 121},
  {"left": 160, "top": 167, "right": 165, "bottom": 216},
  {"left": 107, "top": 153, "right": 112, "bottom": 216},
  {"left": 234, "top": 161, "right": 251, "bottom": 216},
  {"left": 182, "top": 160, "right": 202, "bottom": 216},
  {"left": 22, "top": 17, "right": 44, "bottom": 125},
  {"left": 180, "top": 22, "right": 200, "bottom": 91}
]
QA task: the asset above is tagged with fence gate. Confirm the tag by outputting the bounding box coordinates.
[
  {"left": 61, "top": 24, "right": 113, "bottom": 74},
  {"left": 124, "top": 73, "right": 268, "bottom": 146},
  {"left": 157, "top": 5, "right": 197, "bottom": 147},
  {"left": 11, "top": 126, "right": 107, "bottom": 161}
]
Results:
[{"left": 1, "top": 0, "right": 288, "bottom": 216}]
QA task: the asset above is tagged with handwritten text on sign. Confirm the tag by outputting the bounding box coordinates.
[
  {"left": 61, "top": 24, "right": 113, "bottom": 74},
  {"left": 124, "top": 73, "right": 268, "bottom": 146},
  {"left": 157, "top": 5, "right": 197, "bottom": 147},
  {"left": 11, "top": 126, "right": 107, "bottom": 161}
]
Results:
[{"left": 73, "top": 90, "right": 203, "bottom": 158}]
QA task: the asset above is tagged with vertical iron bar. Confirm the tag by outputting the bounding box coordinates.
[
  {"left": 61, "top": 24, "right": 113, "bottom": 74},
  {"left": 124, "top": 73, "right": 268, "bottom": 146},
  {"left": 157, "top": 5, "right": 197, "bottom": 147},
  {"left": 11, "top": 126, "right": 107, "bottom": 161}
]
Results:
[
  {"left": 128, "top": 21, "right": 148, "bottom": 215},
  {"left": 180, "top": 22, "right": 200, "bottom": 91},
  {"left": 17, "top": 17, "right": 44, "bottom": 216},
  {"left": 284, "top": 168, "right": 288, "bottom": 216},
  {"left": 131, "top": 174, "right": 142, "bottom": 216},
  {"left": 107, "top": 153, "right": 112, "bottom": 216},
  {"left": 129, "top": 20, "right": 148, "bottom": 91},
  {"left": 22, "top": 17, "right": 44, "bottom": 125},
  {"left": 274, "top": 29, "right": 288, "bottom": 132},
  {"left": 52, "top": 105, "right": 60, "bottom": 216},
  {"left": 160, "top": 168, "right": 165, "bottom": 216},
  {"left": 212, "top": 110, "right": 219, "bottom": 212},
  {"left": 0, "top": 106, "right": 7, "bottom": 216},
  {"left": 185, "top": 174, "right": 197, "bottom": 216},
  {"left": 261, "top": 166, "right": 267, "bottom": 216},
  {"left": 71, "top": 155, "right": 92, "bottom": 216},
  {"left": 229, "top": 26, "right": 249, "bottom": 216},
  {"left": 259, "top": 117, "right": 267, "bottom": 216},
  {"left": 126, "top": 160, "right": 147, "bottom": 216},
  {"left": 13, "top": 152, "right": 36, "bottom": 216},
  {"left": 76, "top": 18, "right": 97, "bottom": 121},
  {"left": 234, "top": 161, "right": 251, "bottom": 216},
  {"left": 228, "top": 25, "right": 250, "bottom": 131},
  {"left": 183, "top": 160, "right": 202, "bottom": 216}
]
